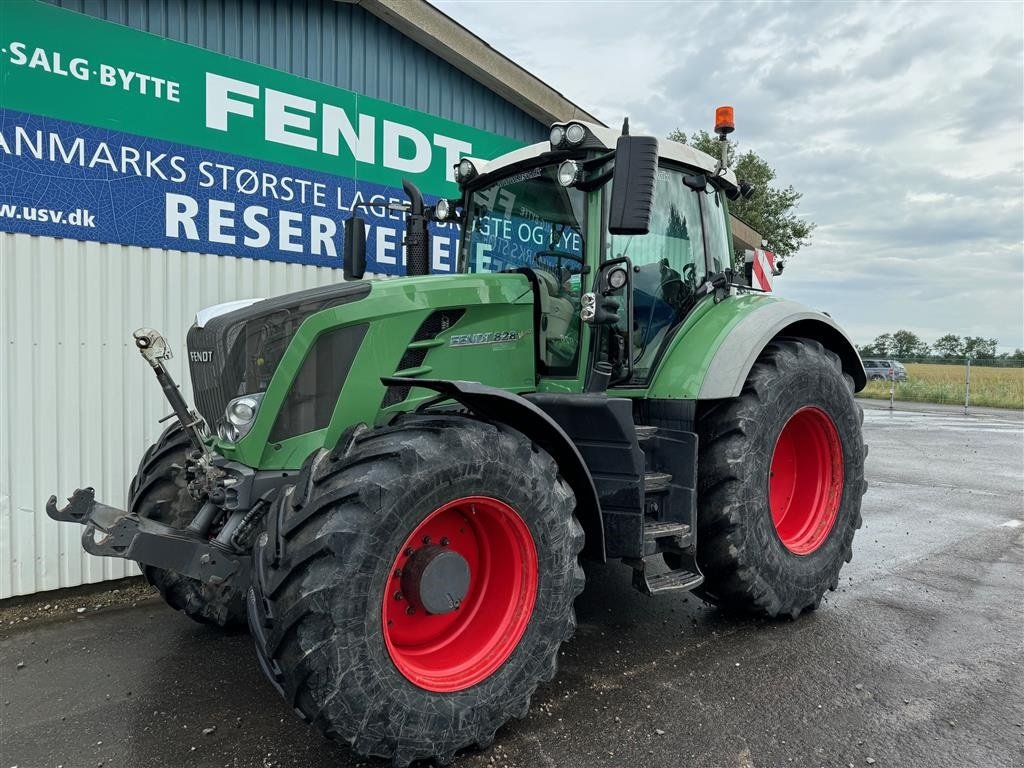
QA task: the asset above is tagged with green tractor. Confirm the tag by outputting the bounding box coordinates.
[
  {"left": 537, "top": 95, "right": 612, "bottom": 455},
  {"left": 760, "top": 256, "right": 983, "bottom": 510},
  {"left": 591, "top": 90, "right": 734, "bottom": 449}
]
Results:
[{"left": 48, "top": 110, "right": 866, "bottom": 766}]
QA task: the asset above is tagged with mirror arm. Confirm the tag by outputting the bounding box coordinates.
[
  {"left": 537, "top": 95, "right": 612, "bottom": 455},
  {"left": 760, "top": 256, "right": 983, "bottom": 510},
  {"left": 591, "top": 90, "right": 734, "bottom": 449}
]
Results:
[{"left": 583, "top": 256, "right": 635, "bottom": 387}]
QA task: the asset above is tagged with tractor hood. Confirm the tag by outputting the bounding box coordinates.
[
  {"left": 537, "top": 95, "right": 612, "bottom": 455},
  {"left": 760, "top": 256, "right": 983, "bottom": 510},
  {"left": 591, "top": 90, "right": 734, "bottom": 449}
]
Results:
[
  {"left": 193, "top": 273, "right": 537, "bottom": 470},
  {"left": 186, "top": 281, "right": 371, "bottom": 432}
]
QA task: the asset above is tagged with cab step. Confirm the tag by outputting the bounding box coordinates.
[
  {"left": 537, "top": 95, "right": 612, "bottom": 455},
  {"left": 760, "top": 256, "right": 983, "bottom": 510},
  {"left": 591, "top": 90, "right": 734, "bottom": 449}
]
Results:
[
  {"left": 639, "top": 568, "right": 704, "bottom": 595},
  {"left": 644, "top": 520, "right": 690, "bottom": 541},
  {"left": 643, "top": 471, "right": 672, "bottom": 493},
  {"left": 626, "top": 539, "right": 704, "bottom": 596},
  {"left": 635, "top": 425, "right": 658, "bottom": 442}
]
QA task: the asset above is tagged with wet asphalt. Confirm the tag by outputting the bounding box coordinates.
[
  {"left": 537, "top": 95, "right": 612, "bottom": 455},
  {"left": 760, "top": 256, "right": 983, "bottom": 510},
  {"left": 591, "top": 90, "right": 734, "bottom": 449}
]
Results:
[{"left": 2, "top": 403, "right": 1022, "bottom": 768}]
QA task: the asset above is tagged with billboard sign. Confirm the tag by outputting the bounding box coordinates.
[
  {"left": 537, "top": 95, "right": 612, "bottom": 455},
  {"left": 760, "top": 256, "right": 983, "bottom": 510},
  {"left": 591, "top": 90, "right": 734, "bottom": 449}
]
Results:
[{"left": 0, "top": 1, "right": 526, "bottom": 273}]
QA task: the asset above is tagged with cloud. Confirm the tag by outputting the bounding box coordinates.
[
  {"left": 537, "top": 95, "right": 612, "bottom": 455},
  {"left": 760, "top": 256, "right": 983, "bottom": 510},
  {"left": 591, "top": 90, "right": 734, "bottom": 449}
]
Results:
[{"left": 436, "top": 0, "right": 1024, "bottom": 350}]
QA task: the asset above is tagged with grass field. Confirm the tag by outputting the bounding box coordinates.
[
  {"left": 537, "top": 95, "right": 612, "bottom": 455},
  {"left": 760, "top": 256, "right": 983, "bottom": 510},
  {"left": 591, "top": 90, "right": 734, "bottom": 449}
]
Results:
[{"left": 857, "top": 363, "right": 1024, "bottom": 409}]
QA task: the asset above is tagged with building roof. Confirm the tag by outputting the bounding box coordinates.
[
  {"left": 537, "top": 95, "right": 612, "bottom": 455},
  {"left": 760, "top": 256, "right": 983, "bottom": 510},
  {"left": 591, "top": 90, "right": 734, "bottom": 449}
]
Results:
[
  {"left": 730, "top": 216, "right": 764, "bottom": 253},
  {"left": 346, "top": 0, "right": 603, "bottom": 127}
]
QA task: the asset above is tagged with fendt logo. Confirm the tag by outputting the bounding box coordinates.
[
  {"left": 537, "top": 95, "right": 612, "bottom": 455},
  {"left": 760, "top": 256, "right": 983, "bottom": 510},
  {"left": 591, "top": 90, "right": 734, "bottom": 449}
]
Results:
[{"left": 189, "top": 350, "right": 213, "bottom": 363}]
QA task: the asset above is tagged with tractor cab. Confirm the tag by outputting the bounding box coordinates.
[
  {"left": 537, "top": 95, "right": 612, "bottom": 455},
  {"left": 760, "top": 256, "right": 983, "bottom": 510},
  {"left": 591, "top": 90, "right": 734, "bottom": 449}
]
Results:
[{"left": 344, "top": 111, "right": 751, "bottom": 397}]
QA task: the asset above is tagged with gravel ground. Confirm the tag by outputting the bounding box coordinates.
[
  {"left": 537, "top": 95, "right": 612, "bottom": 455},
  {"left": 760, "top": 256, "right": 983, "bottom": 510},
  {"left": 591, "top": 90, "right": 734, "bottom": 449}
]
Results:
[
  {"left": 1, "top": 406, "right": 1021, "bottom": 768},
  {"left": 0, "top": 579, "right": 156, "bottom": 631}
]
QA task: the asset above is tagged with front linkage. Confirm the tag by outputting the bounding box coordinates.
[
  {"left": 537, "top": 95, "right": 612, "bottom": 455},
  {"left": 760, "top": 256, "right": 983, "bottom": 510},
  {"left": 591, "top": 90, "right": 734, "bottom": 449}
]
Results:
[
  {"left": 46, "top": 487, "right": 248, "bottom": 585},
  {"left": 46, "top": 328, "right": 271, "bottom": 587}
]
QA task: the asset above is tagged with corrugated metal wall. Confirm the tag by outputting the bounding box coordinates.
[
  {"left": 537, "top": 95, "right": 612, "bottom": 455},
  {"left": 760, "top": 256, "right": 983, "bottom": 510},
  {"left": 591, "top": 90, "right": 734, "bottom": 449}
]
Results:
[
  {"left": 45, "top": 0, "right": 547, "bottom": 144},
  {"left": 0, "top": 234, "right": 343, "bottom": 597},
  {"left": 0, "top": 1, "right": 546, "bottom": 597}
]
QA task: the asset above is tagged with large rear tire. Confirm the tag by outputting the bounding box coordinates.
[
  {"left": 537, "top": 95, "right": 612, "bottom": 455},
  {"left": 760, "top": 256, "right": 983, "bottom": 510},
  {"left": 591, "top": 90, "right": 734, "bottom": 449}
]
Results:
[
  {"left": 248, "top": 416, "right": 584, "bottom": 766},
  {"left": 685, "top": 338, "right": 866, "bottom": 618},
  {"left": 128, "top": 424, "right": 247, "bottom": 627}
]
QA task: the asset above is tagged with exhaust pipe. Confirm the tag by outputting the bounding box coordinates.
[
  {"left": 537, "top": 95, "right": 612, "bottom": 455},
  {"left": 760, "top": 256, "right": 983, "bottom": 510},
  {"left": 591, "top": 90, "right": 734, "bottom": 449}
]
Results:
[{"left": 403, "top": 179, "right": 430, "bottom": 277}]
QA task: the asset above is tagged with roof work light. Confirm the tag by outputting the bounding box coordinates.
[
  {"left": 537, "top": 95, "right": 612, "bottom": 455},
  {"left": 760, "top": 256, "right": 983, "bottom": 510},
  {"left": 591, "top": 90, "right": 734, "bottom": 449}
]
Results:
[
  {"left": 455, "top": 158, "right": 478, "bottom": 184},
  {"left": 549, "top": 122, "right": 591, "bottom": 150}
]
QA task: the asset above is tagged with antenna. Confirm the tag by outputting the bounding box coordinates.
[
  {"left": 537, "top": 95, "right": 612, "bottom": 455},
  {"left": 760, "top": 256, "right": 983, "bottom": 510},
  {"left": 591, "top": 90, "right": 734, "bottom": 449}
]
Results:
[{"left": 621, "top": 117, "right": 630, "bottom": 136}]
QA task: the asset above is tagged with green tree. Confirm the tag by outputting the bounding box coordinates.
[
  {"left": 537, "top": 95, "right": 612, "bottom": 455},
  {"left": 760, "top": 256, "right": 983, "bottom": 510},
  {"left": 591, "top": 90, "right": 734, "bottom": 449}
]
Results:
[
  {"left": 963, "top": 337, "right": 998, "bottom": 359},
  {"left": 1012, "top": 348, "right": 1024, "bottom": 361},
  {"left": 667, "top": 129, "right": 815, "bottom": 261},
  {"left": 870, "top": 333, "right": 895, "bottom": 356},
  {"left": 933, "top": 334, "right": 964, "bottom": 359},
  {"left": 891, "top": 329, "right": 929, "bottom": 358}
]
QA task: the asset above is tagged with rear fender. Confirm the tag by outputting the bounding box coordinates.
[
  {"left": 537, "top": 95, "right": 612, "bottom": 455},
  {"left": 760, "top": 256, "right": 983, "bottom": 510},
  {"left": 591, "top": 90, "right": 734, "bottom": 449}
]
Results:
[
  {"left": 697, "top": 300, "right": 867, "bottom": 397},
  {"left": 382, "top": 377, "right": 605, "bottom": 561},
  {"left": 647, "top": 296, "right": 865, "bottom": 399}
]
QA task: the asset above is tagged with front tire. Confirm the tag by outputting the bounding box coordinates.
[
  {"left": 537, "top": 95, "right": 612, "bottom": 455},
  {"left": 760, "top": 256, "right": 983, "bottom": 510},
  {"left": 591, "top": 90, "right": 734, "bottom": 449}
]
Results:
[
  {"left": 128, "top": 424, "right": 247, "bottom": 627},
  {"left": 248, "top": 416, "right": 584, "bottom": 766},
  {"left": 690, "top": 338, "right": 866, "bottom": 618}
]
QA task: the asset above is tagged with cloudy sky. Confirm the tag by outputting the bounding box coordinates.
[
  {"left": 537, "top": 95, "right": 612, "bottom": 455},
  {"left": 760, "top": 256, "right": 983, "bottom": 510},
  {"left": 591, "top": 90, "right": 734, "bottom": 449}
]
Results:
[{"left": 437, "top": 0, "right": 1024, "bottom": 351}]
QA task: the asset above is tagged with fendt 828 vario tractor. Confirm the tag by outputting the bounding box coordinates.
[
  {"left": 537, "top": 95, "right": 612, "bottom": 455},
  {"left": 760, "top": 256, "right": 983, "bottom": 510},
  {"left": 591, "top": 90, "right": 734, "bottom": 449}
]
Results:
[{"left": 49, "top": 108, "right": 866, "bottom": 766}]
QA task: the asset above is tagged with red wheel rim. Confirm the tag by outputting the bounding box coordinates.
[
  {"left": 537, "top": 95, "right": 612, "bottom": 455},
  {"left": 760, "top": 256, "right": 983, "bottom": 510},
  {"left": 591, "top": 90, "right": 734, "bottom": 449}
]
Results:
[
  {"left": 768, "top": 406, "right": 844, "bottom": 555},
  {"left": 382, "top": 496, "right": 538, "bottom": 692}
]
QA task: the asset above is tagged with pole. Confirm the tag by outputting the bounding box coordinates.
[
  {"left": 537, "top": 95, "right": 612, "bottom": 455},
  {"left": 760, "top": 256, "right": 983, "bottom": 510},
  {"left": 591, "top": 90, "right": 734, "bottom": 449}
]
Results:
[
  {"left": 964, "top": 358, "right": 971, "bottom": 416},
  {"left": 889, "top": 365, "right": 895, "bottom": 411}
]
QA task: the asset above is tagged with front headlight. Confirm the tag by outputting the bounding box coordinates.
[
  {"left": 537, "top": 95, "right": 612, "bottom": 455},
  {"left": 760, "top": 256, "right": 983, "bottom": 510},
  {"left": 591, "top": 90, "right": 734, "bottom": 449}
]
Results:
[
  {"left": 219, "top": 393, "right": 264, "bottom": 442},
  {"left": 218, "top": 422, "right": 240, "bottom": 442},
  {"left": 228, "top": 396, "right": 259, "bottom": 426}
]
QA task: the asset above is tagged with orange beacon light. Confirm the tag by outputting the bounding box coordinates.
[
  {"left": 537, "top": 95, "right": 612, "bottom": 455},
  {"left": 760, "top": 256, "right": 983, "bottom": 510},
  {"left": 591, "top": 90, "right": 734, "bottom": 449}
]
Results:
[{"left": 715, "top": 106, "right": 735, "bottom": 135}]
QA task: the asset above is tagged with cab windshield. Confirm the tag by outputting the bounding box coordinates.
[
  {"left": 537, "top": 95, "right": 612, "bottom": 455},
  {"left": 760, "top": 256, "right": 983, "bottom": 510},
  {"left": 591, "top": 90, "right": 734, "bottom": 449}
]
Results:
[
  {"left": 459, "top": 164, "right": 588, "bottom": 376},
  {"left": 459, "top": 165, "right": 587, "bottom": 277}
]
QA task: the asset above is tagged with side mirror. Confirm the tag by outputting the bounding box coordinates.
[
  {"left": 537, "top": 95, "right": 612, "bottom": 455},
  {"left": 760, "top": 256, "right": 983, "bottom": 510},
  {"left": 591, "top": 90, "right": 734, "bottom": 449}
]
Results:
[
  {"left": 608, "top": 135, "right": 658, "bottom": 235},
  {"left": 343, "top": 215, "right": 367, "bottom": 280}
]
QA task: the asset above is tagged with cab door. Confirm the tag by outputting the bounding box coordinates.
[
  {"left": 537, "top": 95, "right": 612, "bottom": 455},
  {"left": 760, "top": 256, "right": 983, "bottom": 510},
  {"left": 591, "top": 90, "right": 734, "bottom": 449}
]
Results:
[{"left": 603, "top": 165, "right": 709, "bottom": 382}]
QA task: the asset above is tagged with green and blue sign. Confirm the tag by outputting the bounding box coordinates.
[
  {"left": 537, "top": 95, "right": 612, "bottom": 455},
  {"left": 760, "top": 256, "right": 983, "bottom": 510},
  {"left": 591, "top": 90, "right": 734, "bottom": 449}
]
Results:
[{"left": 0, "top": 1, "right": 524, "bottom": 273}]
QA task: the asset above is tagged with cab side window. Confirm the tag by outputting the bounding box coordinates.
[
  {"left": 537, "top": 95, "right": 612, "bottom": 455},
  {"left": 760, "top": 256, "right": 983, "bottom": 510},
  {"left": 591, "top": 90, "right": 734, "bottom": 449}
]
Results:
[
  {"left": 605, "top": 166, "right": 706, "bottom": 378},
  {"left": 702, "top": 191, "right": 733, "bottom": 273}
]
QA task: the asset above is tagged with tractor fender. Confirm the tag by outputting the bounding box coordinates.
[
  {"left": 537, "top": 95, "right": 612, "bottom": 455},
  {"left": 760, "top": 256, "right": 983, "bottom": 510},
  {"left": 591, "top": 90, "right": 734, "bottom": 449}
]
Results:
[
  {"left": 382, "top": 377, "right": 606, "bottom": 561},
  {"left": 697, "top": 298, "right": 867, "bottom": 398}
]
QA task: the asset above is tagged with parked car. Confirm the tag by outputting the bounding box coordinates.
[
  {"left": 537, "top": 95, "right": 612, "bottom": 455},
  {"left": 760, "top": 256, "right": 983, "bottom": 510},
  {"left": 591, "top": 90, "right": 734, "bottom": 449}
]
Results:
[{"left": 863, "top": 358, "right": 908, "bottom": 381}]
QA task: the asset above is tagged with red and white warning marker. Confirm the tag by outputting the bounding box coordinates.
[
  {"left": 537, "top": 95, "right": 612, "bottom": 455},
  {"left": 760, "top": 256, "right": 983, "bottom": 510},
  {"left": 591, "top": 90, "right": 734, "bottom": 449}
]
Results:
[{"left": 745, "top": 248, "right": 783, "bottom": 292}]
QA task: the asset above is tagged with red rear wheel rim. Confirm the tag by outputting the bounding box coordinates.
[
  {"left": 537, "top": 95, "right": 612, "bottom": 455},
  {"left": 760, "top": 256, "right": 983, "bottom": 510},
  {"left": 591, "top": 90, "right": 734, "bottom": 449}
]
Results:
[
  {"left": 768, "top": 406, "right": 844, "bottom": 555},
  {"left": 382, "top": 496, "right": 538, "bottom": 692}
]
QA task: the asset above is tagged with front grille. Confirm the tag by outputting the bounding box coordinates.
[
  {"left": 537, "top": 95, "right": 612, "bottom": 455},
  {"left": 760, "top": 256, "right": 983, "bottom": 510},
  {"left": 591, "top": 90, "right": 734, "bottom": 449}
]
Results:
[
  {"left": 186, "top": 281, "right": 371, "bottom": 429},
  {"left": 187, "top": 322, "right": 246, "bottom": 430}
]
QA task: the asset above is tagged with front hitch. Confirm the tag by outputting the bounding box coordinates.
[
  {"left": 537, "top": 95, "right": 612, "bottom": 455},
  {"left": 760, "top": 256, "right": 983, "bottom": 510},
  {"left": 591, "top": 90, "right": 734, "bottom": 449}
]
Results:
[
  {"left": 46, "top": 488, "right": 249, "bottom": 585},
  {"left": 133, "top": 327, "right": 208, "bottom": 455}
]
